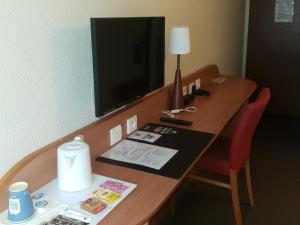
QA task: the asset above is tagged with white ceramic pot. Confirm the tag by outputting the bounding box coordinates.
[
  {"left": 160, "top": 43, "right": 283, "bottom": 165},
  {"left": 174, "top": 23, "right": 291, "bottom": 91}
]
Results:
[{"left": 57, "top": 135, "right": 92, "bottom": 192}]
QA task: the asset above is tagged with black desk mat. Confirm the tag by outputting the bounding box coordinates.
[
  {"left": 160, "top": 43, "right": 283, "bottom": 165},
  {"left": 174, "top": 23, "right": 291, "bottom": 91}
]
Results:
[{"left": 96, "top": 123, "right": 215, "bottom": 179}]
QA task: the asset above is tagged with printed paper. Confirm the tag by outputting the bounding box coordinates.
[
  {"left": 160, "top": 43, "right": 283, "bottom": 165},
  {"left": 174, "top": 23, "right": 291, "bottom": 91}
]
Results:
[{"left": 101, "top": 140, "right": 177, "bottom": 170}]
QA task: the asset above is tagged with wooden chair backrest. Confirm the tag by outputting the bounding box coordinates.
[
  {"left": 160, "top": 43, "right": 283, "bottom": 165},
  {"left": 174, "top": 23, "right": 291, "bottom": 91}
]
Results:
[{"left": 230, "top": 87, "right": 271, "bottom": 172}]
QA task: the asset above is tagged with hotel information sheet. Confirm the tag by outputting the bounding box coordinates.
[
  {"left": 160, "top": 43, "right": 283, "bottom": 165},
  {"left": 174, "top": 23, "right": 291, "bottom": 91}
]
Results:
[{"left": 101, "top": 139, "right": 178, "bottom": 170}]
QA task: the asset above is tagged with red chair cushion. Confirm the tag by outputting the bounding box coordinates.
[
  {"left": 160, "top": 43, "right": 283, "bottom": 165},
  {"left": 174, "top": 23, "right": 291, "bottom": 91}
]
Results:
[{"left": 197, "top": 137, "right": 231, "bottom": 176}]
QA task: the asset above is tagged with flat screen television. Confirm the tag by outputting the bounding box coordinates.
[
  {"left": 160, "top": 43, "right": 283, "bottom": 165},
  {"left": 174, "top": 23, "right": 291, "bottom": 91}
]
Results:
[{"left": 90, "top": 17, "right": 165, "bottom": 117}]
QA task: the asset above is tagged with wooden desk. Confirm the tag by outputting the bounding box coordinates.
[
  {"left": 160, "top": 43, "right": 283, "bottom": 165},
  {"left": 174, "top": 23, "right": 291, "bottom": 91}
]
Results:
[
  {"left": 91, "top": 75, "right": 256, "bottom": 225},
  {"left": 0, "top": 65, "right": 256, "bottom": 225}
]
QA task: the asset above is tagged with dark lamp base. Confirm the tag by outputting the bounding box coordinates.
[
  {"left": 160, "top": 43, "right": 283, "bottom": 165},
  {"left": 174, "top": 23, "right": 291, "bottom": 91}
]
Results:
[{"left": 171, "top": 69, "right": 184, "bottom": 110}]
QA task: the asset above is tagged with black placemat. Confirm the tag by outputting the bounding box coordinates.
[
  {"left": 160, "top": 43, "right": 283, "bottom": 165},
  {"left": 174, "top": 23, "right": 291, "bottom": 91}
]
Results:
[{"left": 96, "top": 123, "right": 215, "bottom": 179}]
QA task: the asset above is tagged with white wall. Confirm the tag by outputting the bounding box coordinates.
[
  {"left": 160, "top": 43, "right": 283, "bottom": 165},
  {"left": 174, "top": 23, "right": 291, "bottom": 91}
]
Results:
[{"left": 0, "top": 0, "right": 245, "bottom": 178}]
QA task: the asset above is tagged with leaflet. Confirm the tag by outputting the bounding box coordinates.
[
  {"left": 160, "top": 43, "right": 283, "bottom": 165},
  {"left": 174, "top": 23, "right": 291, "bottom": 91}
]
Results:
[{"left": 128, "top": 131, "right": 161, "bottom": 143}]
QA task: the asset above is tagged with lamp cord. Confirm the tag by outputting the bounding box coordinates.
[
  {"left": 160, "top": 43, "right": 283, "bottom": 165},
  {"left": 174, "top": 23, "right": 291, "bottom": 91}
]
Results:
[{"left": 162, "top": 106, "right": 197, "bottom": 118}]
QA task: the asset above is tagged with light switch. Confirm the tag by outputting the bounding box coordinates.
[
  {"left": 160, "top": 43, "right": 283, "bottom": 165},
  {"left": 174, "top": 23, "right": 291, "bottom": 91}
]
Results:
[{"left": 110, "top": 125, "right": 122, "bottom": 146}]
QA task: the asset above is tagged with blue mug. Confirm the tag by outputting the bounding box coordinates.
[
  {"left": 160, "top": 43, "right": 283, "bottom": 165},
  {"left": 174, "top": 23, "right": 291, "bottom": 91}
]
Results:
[{"left": 7, "top": 182, "right": 35, "bottom": 223}]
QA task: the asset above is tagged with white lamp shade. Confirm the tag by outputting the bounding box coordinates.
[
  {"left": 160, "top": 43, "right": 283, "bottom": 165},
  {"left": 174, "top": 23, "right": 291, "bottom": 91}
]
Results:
[{"left": 168, "top": 26, "right": 191, "bottom": 54}]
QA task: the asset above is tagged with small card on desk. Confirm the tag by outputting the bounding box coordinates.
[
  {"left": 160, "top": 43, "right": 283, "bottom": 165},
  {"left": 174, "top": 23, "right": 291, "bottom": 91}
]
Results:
[
  {"left": 80, "top": 197, "right": 106, "bottom": 215},
  {"left": 128, "top": 130, "right": 161, "bottom": 143},
  {"left": 212, "top": 77, "right": 226, "bottom": 84},
  {"left": 91, "top": 188, "right": 121, "bottom": 204}
]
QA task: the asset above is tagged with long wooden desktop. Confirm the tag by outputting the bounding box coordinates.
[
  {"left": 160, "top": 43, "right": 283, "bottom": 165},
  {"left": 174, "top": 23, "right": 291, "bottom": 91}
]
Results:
[{"left": 0, "top": 65, "right": 256, "bottom": 225}]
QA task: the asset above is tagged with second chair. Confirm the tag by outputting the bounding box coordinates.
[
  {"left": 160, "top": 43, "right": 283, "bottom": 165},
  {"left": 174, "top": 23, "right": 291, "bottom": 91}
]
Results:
[{"left": 190, "top": 87, "right": 271, "bottom": 225}]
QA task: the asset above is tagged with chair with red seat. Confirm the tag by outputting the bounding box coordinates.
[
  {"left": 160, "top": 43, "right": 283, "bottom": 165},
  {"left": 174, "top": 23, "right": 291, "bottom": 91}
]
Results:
[{"left": 190, "top": 87, "right": 271, "bottom": 225}]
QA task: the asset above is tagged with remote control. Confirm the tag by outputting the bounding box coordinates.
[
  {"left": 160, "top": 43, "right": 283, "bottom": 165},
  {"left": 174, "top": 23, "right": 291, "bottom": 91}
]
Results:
[{"left": 160, "top": 116, "right": 193, "bottom": 126}]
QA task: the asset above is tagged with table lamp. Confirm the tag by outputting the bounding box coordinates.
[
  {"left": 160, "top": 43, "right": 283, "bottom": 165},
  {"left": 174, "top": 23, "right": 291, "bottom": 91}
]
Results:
[{"left": 168, "top": 26, "right": 191, "bottom": 109}]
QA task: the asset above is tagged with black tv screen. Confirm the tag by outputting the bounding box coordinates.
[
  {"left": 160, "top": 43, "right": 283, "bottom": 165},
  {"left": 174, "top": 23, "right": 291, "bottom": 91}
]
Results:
[{"left": 90, "top": 17, "right": 165, "bottom": 117}]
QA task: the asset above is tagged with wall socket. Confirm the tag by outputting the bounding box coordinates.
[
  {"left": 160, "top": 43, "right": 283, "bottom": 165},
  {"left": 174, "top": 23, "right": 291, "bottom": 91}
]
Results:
[
  {"left": 195, "top": 79, "right": 201, "bottom": 90},
  {"left": 126, "top": 115, "right": 137, "bottom": 134},
  {"left": 188, "top": 82, "right": 195, "bottom": 94},
  {"left": 110, "top": 125, "right": 122, "bottom": 146},
  {"left": 182, "top": 86, "right": 187, "bottom": 96}
]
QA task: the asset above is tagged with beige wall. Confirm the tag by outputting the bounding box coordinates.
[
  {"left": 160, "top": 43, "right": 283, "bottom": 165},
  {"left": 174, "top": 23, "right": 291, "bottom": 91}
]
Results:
[{"left": 0, "top": 0, "right": 245, "bottom": 178}]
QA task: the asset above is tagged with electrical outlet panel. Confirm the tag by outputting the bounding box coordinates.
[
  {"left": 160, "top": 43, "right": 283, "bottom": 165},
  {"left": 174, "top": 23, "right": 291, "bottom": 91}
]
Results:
[
  {"left": 110, "top": 125, "right": 122, "bottom": 146},
  {"left": 188, "top": 82, "right": 195, "bottom": 94},
  {"left": 127, "top": 115, "right": 137, "bottom": 134},
  {"left": 195, "top": 79, "right": 201, "bottom": 90},
  {"left": 182, "top": 86, "right": 187, "bottom": 96}
]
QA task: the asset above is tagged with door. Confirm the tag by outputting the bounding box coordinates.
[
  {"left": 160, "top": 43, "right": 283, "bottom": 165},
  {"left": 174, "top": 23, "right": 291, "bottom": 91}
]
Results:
[{"left": 246, "top": 0, "right": 300, "bottom": 118}]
